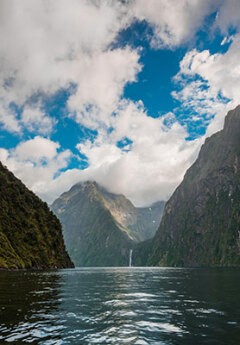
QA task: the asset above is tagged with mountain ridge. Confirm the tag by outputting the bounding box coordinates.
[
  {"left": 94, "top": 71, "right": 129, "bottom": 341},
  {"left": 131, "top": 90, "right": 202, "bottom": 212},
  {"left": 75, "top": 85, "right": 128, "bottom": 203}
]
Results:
[
  {"left": 51, "top": 181, "right": 165, "bottom": 266},
  {"left": 0, "top": 162, "right": 74, "bottom": 270},
  {"left": 137, "top": 105, "right": 240, "bottom": 267}
]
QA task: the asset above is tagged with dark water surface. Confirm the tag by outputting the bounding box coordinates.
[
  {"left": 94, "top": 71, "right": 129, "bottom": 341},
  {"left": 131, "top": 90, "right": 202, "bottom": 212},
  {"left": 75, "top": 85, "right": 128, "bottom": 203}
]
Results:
[{"left": 0, "top": 268, "right": 240, "bottom": 344}]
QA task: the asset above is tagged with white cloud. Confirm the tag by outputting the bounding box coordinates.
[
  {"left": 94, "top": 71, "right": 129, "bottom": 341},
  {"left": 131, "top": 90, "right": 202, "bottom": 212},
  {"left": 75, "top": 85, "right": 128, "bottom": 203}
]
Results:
[
  {"left": 1, "top": 0, "right": 240, "bottom": 207},
  {"left": 67, "top": 48, "right": 141, "bottom": 129},
  {"left": 131, "top": 0, "right": 240, "bottom": 49},
  {"left": 172, "top": 78, "right": 228, "bottom": 129},
  {"left": 0, "top": 0, "right": 147, "bottom": 204},
  {"left": 131, "top": 0, "right": 218, "bottom": 48},
  {"left": 0, "top": 0, "right": 132, "bottom": 132},
  {"left": 0, "top": 136, "right": 72, "bottom": 200},
  {"left": 176, "top": 42, "right": 240, "bottom": 103},
  {"left": 0, "top": 102, "right": 202, "bottom": 206},
  {"left": 14, "top": 136, "right": 60, "bottom": 162},
  {"left": 0, "top": 0, "right": 237, "bottom": 135},
  {"left": 173, "top": 31, "right": 240, "bottom": 136},
  {"left": 215, "top": 0, "right": 240, "bottom": 33},
  {"left": 21, "top": 106, "right": 55, "bottom": 134},
  {"left": 76, "top": 101, "right": 201, "bottom": 206},
  {"left": 0, "top": 100, "right": 20, "bottom": 132},
  {"left": 0, "top": 0, "right": 224, "bottom": 135}
]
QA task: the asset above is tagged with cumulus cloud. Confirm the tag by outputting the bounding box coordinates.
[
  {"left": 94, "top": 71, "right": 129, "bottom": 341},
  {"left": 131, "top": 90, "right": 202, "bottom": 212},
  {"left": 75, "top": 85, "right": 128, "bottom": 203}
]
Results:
[
  {"left": 0, "top": 102, "right": 201, "bottom": 206},
  {"left": 0, "top": 0, "right": 237, "bottom": 135},
  {"left": 131, "top": 0, "right": 218, "bottom": 48},
  {"left": 1, "top": 0, "right": 239, "bottom": 206},
  {"left": 215, "top": 0, "right": 240, "bottom": 34},
  {"left": 0, "top": 100, "right": 20, "bottom": 132},
  {"left": 131, "top": 0, "right": 240, "bottom": 49},
  {"left": 21, "top": 106, "right": 55, "bottom": 134},
  {"left": 76, "top": 101, "right": 201, "bottom": 206},
  {"left": 67, "top": 48, "right": 141, "bottom": 129},
  {"left": 173, "top": 33, "right": 240, "bottom": 136},
  {"left": 0, "top": 0, "right": 133, "bottom": 132},
  {"left": 0, "top": 0, "right": 225, "bottom": 134},
  {"left": 0, "top": 136, "right": 72, "bottom": 199},
  {"left": 170, "top": 0, "right": 240, "bottom": 137}
]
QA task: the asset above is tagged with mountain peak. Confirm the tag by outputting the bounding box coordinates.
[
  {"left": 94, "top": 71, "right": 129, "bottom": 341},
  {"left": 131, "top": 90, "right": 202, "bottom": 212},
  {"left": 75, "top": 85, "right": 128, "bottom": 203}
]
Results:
[
  {"left": 145, "top": 105, "right": 240, "bottom": 267},
  {"left": 51, "top": 181, "right": 165, "bottom": 266},
  {"left": 224, "top": 104, "right": 240, "bottom": 128}
]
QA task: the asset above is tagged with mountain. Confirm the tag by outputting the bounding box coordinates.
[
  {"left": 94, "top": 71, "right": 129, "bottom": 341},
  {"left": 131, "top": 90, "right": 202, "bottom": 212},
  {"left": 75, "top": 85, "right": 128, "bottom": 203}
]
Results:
[
  {"left": 51, "top": 181, "right": 164, "bottom": 266},
  {"left": 139, "top": 105, "right": 240, "bottom": 267},
  {"left": 133, "top": 201, "right": 165, "bottom": 241},
  {"left": 0, "top": 162, "right": 74, "bottom": 270}
]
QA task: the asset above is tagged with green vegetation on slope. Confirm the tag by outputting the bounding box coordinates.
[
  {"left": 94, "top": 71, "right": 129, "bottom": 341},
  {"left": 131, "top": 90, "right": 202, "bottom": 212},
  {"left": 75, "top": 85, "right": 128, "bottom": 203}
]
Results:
[
  {"left": 52, "top": 181, "right": 165, "bottom": 266},
  {"left": 0, "top": 162, "right": 74, "bottom": 269},
  {"left": 141, "top": 105, "right": 240, "bottom": 267},
  {"left": 52, "top": 182, "right": 133, "bottom": 266}
]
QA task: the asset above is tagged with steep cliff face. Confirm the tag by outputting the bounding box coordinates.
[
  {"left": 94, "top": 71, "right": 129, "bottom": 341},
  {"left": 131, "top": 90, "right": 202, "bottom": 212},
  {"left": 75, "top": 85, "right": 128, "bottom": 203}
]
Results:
[
  {"left": 148, "top": 105, "right": 240, "bottom": 267},
  {"left": 0, "top": 162, "right": 74, "bottom": 269},
  {"left": 98, "top": 186, "right": 164, "bottom": 242},
  {"left": 51, "top": 181, "right": 164, "bottom": 266},
  {"left": 133, "top": 201, "right": 165, "bottom": 242}
]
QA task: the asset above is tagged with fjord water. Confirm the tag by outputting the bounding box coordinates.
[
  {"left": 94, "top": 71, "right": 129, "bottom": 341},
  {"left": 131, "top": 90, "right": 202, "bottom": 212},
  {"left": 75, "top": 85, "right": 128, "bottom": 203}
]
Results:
[{"left": 0, "top": 268, "right": 240, "bottom": 344}]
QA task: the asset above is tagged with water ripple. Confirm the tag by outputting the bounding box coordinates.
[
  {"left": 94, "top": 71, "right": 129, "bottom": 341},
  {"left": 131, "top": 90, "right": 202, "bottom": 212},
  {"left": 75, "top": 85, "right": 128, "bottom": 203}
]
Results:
[{"left": 0, "top": 267, "right": 240, "bottom": 344}]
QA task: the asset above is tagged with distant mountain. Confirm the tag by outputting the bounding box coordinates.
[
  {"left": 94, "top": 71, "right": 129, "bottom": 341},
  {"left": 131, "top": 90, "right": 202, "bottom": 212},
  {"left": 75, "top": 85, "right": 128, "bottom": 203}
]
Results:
[
  {"left": 136, "top": 105, "right": 240, "bottom": 267},
  {"left": 51, "top": 181, "right": 165, "bottom": 266},
  {"left": 133, "top": 201, "right": 165, "bottom": 241},
  {"left": 0, "top": 162, "right": 73, "bottom": 270}
]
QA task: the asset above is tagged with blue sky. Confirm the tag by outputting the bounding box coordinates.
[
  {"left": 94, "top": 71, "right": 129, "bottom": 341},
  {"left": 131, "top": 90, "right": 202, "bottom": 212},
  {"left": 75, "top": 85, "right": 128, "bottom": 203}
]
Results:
[{"left": 0, "top": 0, "right": 239, "bottom": 206}]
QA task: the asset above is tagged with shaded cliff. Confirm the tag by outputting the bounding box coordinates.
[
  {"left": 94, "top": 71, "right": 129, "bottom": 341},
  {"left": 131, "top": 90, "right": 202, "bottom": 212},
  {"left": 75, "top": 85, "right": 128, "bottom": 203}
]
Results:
[
  {"left": 145, "top": 105, "right": 240, "bottom": 267},
  {"left": 51, "top": 181, "right": 164, "bottom": 266},
  {"left": 0, "top": 162, "right": 74, "bottom": 269}
]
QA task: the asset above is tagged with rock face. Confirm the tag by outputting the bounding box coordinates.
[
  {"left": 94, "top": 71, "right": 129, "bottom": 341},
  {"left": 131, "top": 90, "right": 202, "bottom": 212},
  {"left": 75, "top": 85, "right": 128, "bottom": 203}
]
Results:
[
  {"left": 146, "top": 105, "right": 240, "bottom": 267},
  {"left": 134, "top": 201, "right": 165, "bottom": 241},
  {"left": 0, "top": 162, "right": 74, "bottom": 269},
  {"left": 51, "top": 181, "right": 164, "bottom": 266}
]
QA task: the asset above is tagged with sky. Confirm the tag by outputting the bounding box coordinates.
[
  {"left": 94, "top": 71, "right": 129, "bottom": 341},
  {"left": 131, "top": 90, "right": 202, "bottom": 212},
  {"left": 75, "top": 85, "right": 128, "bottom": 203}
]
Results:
[{"left": 0, "top": 0, "right": 240, "bottom": 206}]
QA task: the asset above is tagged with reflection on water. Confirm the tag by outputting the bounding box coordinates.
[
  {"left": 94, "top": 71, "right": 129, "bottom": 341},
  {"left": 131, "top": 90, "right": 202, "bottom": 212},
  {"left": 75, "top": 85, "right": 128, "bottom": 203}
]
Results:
[{"left": 0, "top": 268, "right": 240, "bottom": 344}]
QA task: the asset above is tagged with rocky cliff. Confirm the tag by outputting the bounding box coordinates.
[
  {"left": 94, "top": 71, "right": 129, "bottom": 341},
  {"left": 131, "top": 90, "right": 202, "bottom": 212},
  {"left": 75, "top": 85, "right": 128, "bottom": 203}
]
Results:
[
  {"left": 146, "top": 105, "right": 240, "bottom": 267},
  {"left": 51, "top": 181, "right": 164, "bottom": 266},
  {"left": 0, "top": 162, "right": 74, "bottom": 269}
]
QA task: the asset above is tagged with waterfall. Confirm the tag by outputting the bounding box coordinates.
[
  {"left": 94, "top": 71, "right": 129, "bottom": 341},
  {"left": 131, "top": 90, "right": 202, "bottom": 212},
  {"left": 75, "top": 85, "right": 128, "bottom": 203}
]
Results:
[{"left": 129, "top": 249, "right": 133, "bottom": 267}]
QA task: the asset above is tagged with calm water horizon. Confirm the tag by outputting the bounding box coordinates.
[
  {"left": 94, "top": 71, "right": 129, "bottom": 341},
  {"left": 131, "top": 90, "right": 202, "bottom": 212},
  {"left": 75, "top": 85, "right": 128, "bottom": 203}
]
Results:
[{"left": 0, "top": 267, "right": 240, "bottom": 344}]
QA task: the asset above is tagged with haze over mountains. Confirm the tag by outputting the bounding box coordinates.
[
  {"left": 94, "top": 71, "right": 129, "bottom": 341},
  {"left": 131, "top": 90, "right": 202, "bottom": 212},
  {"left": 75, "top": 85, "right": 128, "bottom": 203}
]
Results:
[
  {"left": 135, "top": 105, "right": 240, "bottom": 267},
  {"left": 51, "top": 181, "right": 165, "bottom": 267}
]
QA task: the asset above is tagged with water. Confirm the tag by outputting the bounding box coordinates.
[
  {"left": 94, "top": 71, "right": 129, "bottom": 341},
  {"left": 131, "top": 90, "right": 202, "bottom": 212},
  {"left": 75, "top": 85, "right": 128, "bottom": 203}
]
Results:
[{"left": 0, "top": 268, "right": 240, "bottom": 344}]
